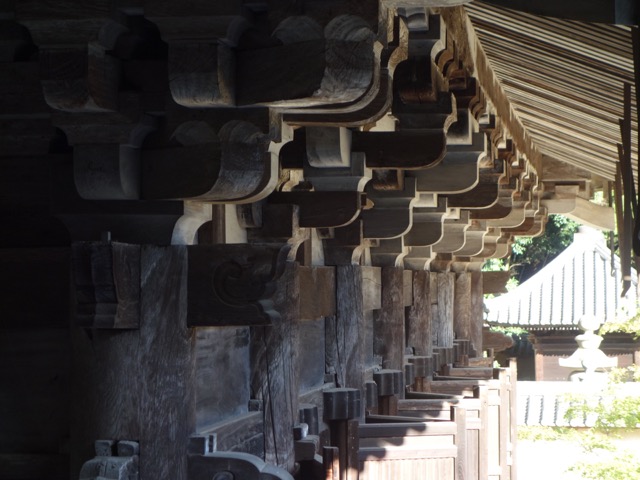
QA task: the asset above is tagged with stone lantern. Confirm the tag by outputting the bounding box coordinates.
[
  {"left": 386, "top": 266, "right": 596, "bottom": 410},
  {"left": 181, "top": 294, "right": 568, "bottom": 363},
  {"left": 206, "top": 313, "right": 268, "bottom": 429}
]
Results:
[{"left": 559, "top": 315, "right": 618, "bottom": 382}]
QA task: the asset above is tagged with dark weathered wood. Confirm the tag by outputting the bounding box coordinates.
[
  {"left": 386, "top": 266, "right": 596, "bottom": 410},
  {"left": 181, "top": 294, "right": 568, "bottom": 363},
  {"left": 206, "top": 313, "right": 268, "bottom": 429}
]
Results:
[
  {"left": 447, "top": 176, "right": 500, "bottom": 208},
  {"left": 352, "top": 130, "right": 446, "bottom": 169},
  {"left": 481, "top": 271, "right": 509, "bottom": 295},
  {"left": 70, "top": 245, "right": 195, "bottom": 479},
  {"left": 454, "top": 272, "right": 471, "bottom": 343},
  {"left": 327, "top": 266, "right": 366, "bottom": 391},
  {"left": 442, "top": 366, "right": 493, "bottom": 379},
  {"left": 195, "top": 327, "right": 251, "bottom": 430},
  {"left": 201, "top": 412, "right": 264, "bottom": 454},
  {"left": 406, "top": 270, "right": 432, "bottom": 357},
  {"left": 143, "top": 121, "right": 273, "bottom": 202},
  {"left": 482, "top": 330, "right": 513, "bottom": 353},
  {"left": 269, "top": 191, "right": 363, "bottom": 228},
  {"left": 323, "top": 446, "right": 340, "bottom": 480},
  {"left": 433, "top": 272, "right": 455, "bottom": 348},
  {"left": 188, "top": 450, "right": 293, "bottom": 480},
  {"left": 236, "top": 41, "right": 325, "bottom": 105},
  {"left": 373, "top": 267, "right": 405, "bottom": 371},
  {"left": 297, "top": 317, "right": 327, "bottom": 392},
  {"left": 187, "top": 244, "right": 289, "bottom": 327},
  {"left": 72, "top": 242, "right": 140, "bottom": 329},
  {"left": 250, "top": 263, "right": 300, "bottom": 472},
  {"left": 469, "top": 272, "right": 483, "bottom": 357},
  {"left": 363, "top": 178, "right": 419, "bottom": 239},
  {"left": 299, "top": 266, "right": 336, "bottom": 320}
]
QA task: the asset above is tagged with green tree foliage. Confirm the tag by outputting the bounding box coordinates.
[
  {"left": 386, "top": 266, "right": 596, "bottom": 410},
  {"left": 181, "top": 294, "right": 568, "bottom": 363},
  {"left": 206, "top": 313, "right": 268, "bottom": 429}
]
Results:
[
  {"left": 562, "top": 372, "right": 640, "bottom": 479},
  {"left": 510, "top": 214, "right": 580, "bottom": 283}
]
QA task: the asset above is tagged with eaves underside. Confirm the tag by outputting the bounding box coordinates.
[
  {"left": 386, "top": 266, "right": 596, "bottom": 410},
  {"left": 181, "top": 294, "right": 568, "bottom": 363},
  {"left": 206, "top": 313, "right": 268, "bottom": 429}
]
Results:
[{"left": 466, "top": 2, "right": 638, "bottom": 183}]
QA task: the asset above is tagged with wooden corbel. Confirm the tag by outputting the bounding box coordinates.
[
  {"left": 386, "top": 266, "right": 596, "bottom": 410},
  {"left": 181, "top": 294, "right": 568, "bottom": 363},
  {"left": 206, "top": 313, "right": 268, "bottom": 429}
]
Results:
[
  {"left": 187, "top": 243, "right": 294, "bottom": 327},
  {"left": 432, "top": 210, "right": 471, "bottom": 254},
  {"left": 447, "top": 170, "right": 503, "bottom": 209},
  {"left": 187, "top": 449, "right": 293, "bottom": 480},
  {"left": 362, "top": 176, "right": 418, "bottom": 239},
  {"left": 72, "top": 241, "right": 141, "bottom": 329},
  {"left": 16, "top": 7, "right": 129, "bottom": 112},
  {"left": 278, "top": 13, "right": 408, "bottom": 130},
  {"left": 142, "top": 120, "right": 276, "bottom": 203},
  {"left": 268, "top": 191, "right": 365, "bottom": 229},
  {"left": 410, "top": 131, "right": 486, "bottom": 193},
  {"left": 455, "top": 220, "right": 489, "bottom": 257},
  {"left": 323, "top": 221, "right": 372, "bottom": 266},
  {"left": 403, "top": 196, "right": 449, "bottom": 247}
]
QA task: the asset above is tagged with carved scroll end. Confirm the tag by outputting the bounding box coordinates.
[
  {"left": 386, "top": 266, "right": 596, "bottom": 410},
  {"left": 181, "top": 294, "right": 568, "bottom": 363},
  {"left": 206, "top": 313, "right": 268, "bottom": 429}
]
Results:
[
  {"left": 72, "top": 242, "right": 141, "bottom": 329},
  {"left": 187, "top": 244, "right": 291, "bottom": 327}
]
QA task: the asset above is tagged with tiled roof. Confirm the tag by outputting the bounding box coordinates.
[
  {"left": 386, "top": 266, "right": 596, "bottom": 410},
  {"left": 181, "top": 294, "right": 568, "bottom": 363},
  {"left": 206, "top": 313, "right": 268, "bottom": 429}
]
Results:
[
  {"left": 517, "top": 381, "right": 640, "bottom": 427},
  {"left": 485, "top": 227, "right": 639, "bottom": 329}
]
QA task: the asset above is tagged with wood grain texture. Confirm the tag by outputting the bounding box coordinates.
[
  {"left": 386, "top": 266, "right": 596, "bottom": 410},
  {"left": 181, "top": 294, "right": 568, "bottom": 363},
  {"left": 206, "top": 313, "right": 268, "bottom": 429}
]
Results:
[
  {"left": 454, "top": 272, "right": 471, "bottom": 343},
  {"left": 481, "top": 270, "right": 510, "bottom": 295},
  {"left": 297, "top": 317, "right": 327, "bottom": 393},
  {"left": 331, "top": 265, "right": 366, "bottom": 392},
  {"left": 195, "top": 327, "right": 251, "bottom": 430},
  {"left": 373, "top": 267, "right": 405, "bottom": 371},
  {"left": 433, "top": 272, "right": 455, "bottom": 348},
  {"left": 406, "top": 270, "right": 431, "bottom": 357},
  {"left": 70, "top": 246, "right": 195, "bottom": 479},
  {"left": 299, "top": 266, "right": 336, "bottom": 320},
  {"left": 250, "top": 263, "right": 299, "bottom": 472},
  {"left": 200, "top": 412, "right": 264, "bottom": 455},
  {"left": 469, "top": 272, "right": 483, "bottom": 357}
]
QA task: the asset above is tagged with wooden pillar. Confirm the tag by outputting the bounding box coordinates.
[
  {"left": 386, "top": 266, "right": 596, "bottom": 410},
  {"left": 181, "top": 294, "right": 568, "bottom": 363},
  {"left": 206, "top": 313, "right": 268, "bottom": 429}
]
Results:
[
  {"left": 406, "top": 270, "right": 432, "bottom": 357},
  {"left": 470, "top": 270, "right": 484, "bottom": 357},
  {"left": 373, "top": 267, "right": 405, "bottom": 371},
  {"left": 535, "top": 349, "right": 545, "bottom": 381},
  {"left": 250, "top": 263, "right": 300, "bottom": 472},
  {"left": 432, "top": 272, "right": 455, "bottom": 348},
  {"left": 71, "top": 245, "right": 195, "bottom": 479},
  {"left": 326, "top": 265, "right": 366, "bottom": 393},
  {"left": 454, "top": 272, "right": 471, "bottom": 341}
]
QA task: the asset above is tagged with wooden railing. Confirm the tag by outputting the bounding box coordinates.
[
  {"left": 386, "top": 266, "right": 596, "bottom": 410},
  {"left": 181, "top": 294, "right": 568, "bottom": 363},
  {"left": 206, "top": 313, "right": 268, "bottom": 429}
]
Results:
[{"left": 357, "top": 360, "right": 517, "bottom": 480}]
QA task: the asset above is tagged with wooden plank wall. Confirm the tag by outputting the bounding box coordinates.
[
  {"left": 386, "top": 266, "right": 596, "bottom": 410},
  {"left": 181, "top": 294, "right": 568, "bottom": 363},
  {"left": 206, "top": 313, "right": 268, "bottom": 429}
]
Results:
[
  {"left": 70, "top": 246, "right": 196, "bottom": 479},
  {"left": 0, "top": 241, "right": 514, "bottom": 480},
  {"left": 358, "top": 419, "right": 462, "bottom": 480}
]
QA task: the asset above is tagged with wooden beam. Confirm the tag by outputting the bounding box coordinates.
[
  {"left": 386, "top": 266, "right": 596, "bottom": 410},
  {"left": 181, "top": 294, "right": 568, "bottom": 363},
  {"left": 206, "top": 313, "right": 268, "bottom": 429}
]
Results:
[{"left": 373, "top": 267, "right": 406, "bottom": 371}]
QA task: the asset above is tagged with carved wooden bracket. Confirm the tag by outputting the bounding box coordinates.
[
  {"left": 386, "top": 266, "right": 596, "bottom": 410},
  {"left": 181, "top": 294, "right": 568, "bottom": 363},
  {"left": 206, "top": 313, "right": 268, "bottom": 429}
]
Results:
[
  {"left": 17, "top": 12, "right": 131, "bottom": 112},
  {"left": 188, "top": 450, "right": 293, "bottom": 480},
  {"left": 72, "top": 242, "right": 140, "bottom": 329},
  {"left": 187, "top": 244, "right": 292, "bottom": 327},
  {"left": 363, "top": 176, "right": 418, "bottom": 239},
  {"left": 268, "top": 190, "right": 365, "bottom": 228},
  {"left": 142, "top": 120, "right": 275, "bottom": 203}
]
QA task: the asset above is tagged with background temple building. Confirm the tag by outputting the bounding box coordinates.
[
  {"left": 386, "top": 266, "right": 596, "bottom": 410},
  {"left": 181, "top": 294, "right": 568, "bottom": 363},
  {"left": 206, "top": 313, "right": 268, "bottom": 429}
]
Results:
[
  {"left": 487, "top": 227, "right": 640, "bottom": 381},
  {"left": 0, "top": 1, "right": 638, "bottom": 479}
]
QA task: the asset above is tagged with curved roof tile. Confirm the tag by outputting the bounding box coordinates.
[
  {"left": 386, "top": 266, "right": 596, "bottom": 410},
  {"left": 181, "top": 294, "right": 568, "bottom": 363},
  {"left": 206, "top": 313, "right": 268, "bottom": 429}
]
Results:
[{"left": 485, "top": 227, "right": 638, "bottom": 329}]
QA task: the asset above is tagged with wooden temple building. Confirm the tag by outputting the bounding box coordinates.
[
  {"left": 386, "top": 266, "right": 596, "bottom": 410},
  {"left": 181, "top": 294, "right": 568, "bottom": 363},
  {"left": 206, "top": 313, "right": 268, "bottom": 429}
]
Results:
[
  {"left": 487, "top": 226, "right": 640, "bottom": 381},
  {"left": 0, "top": 1, "right": 638, "bottom": 479}
]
